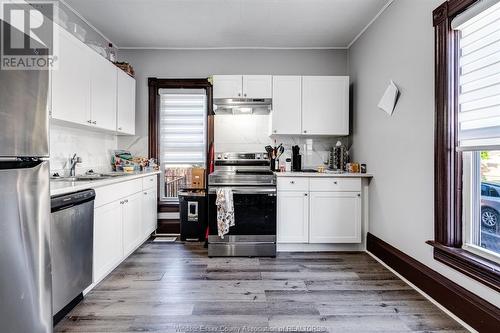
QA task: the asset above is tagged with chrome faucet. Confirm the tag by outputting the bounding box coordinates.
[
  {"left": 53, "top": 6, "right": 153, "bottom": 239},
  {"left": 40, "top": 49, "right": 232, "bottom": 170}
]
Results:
[{"left": 69, "top": 154, "right": 82, "bottom": 176}]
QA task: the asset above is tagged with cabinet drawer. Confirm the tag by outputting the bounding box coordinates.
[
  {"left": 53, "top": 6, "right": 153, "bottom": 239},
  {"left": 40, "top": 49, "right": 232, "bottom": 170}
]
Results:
[
  {"left": 94, "top": 178, "right": 142, "bottom": 208},
  {"left": 142, "top": 175, "right": 158, "bottom": 190},
  {"left": 309, "top": 178, "right": 361, "bottom": 192},
  {"left": 277, "top": 177, "right": 309, "bottom": 191}
]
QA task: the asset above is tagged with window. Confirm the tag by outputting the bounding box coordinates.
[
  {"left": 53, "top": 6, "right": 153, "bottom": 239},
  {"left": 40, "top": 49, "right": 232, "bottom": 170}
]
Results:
[
  {"left": 431, "top": 0, "right": 499, "bottom": 291},
  {"left": 463, "top": 151, "right": 500, "bottom": 262},
  {"left": 159, "top": 89, "right": 207, "bottom": 201},
  {"left": 456, "top": 1, "right": 500, "bottom": 261}
]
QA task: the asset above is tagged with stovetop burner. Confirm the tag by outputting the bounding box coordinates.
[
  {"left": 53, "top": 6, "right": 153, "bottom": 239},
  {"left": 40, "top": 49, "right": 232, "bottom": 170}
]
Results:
[{"left": 209, "top": 152, "right": 275, "bottom": 187}]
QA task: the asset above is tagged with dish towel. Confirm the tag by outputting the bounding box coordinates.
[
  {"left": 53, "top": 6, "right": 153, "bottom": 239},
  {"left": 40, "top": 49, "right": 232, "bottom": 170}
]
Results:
[{"left": 215, "top": 187, "right": 235, "bottom": 239}]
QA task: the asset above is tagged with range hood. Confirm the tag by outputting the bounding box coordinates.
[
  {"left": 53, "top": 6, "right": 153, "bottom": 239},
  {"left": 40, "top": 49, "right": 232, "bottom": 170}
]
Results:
[{"left": 213, "top": 98, "right": 272, "bottom": 115}]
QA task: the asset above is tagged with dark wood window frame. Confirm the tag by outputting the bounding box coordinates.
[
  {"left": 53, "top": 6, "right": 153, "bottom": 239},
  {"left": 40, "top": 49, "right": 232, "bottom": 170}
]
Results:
[
  {"left": 428, "top": 0, "right": 500, "bottom": 292},
  {"left": 148, "top": 78, "right": 213, "bottom": 210}
]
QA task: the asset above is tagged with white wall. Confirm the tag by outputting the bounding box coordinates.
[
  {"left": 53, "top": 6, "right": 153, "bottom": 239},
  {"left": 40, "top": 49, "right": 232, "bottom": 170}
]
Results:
[
  {"left": 50, "top": 123, "right": 117, "bottom": 176},
  {"left": 117, "top": 49, "right": 348, "bottom": 157},
  {"left": 349, "top": 0, "right": 499, "bottom": 307}
]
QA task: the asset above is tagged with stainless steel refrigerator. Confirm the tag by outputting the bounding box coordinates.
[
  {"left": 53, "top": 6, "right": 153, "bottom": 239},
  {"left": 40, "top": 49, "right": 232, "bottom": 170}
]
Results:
[{"left": 0, "top": 61, "right": 52, "bottom": 330}]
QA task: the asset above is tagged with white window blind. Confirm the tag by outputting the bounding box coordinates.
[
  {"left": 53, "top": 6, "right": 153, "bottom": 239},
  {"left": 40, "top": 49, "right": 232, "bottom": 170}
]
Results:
[
  {"left": 159, "top": 91, "right": 206, "bottom": 165},
  {"left": 455, "top": 1, "right": 500, "bottom": 150}
]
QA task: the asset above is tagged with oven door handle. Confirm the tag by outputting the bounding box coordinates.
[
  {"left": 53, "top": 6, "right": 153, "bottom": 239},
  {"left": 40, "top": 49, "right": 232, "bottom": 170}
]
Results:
[{"left": 208, "top": 187, "right": 276, "bottom": 195}]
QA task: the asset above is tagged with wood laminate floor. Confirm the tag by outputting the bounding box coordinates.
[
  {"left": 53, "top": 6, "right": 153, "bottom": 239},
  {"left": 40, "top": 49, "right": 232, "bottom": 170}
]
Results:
[{"left": 55, "top": 242, "right": 467, "bottom": 333}]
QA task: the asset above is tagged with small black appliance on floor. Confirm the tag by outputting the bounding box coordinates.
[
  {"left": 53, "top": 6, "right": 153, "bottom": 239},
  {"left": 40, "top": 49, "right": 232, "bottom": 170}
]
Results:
[{"left": 179, "top": 189, "right": 207, "bottom": 241}]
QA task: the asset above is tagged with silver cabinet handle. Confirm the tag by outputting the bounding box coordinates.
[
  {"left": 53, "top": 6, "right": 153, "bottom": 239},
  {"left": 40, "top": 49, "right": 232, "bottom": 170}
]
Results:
[
  {"left": 118, "top": 127, "right": 122, "bottom": 131},
  {"left": 273, "top": 130, "right": 277, "bottom": 134},
  {"left": 124, "top": 199, "right": 128, "bottom": 203},
  {"left": 357, "top": 193, "right": 361, "bottom": 197},
  {"left": 144, "top": 192, "right": 147, "bottom": 195},
  {"left": 290, "top": 181, "right": 295, "bottom": 184},
  {"left": 87, "top": 120, "right": 92, "bottom": 124},
  {"left": 244, "top": 93, "right": 247, "bottom": 97},
  {"left": 333, "top": 181, "right": 338, "bottom": 185},
  {"left": 120, "top": 201, "right": 124, "bottom": 204},
  {"left": 92, "top": 121, "right": 97, "bottom": 125},
  {"left": 238, "top": 93, "right": 241, "bottom": 97},
  {"left": 303, "top": 130, "right": 307, "bottom": 134},
  {"left": 304, "top": 193, "right": 308, "bottom": 196}
]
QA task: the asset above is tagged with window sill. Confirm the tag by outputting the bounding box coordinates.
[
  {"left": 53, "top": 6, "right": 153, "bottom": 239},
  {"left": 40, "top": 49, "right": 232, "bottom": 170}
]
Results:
[{"left": 426, "top": 241, "right": 500, "bottom": 292}]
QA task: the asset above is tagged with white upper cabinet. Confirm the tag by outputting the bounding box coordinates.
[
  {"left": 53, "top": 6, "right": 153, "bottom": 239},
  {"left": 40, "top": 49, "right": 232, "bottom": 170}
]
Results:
[
  {"left": 51, "top": 26, "right": 137, "bottom": 135},
  {"left": 213, "top": 75, "right": 243, "bottom": 98},
  {"left": 116, "top": 69, "right": 136, "bottom": 135},
  {"left": 272, "top": 76, "right": 302, "bottom": 135},
  {"left": 242, "top": 75, "right": 272, "bottom": 98},
  {"left": 90, "top": 55, "right": 117, "bottom": 131},
  {"left": 213, "top": 75, "right": 272, "bottom": 99},
  {"left": 51, "top": 28, "right": 92, "bottom": 126},
  {"left": 302, "top": 76, "right": 349, "bottom": 135}
]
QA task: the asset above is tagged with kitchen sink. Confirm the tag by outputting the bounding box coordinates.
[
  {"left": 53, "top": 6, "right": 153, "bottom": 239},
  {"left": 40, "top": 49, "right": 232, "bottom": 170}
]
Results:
[{"left": 51, "top": 175, "right": 113, "bottom": 182}]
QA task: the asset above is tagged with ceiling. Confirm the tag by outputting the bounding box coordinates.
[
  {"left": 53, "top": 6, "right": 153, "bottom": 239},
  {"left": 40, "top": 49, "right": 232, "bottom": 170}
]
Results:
[{"left": 63, "top": 0, "right": 392, "bottom": 49}]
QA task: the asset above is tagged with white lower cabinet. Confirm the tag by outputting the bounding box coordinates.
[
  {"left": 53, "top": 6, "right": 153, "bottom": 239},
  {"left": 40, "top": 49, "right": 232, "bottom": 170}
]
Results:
[
  {"left": 92, "top": 175, "right": 158, "bottom": 284},
  {"left": 277, "top": 177, "right": 362, "bottom": 245},
  {"left": 277, "top": 191, "right": 309, "bottom": 243},
  {"left": 309, "top": 191, "right": 361, "bottom": 243},
  {"left": 142, "top": 188, "right": 157, "bottom": 237},
  {"left": 93, "top": 200, "right": 123, "bottom": 281},
  {"left": 122, "top": 192, "right": 144, "bottom": 256}
]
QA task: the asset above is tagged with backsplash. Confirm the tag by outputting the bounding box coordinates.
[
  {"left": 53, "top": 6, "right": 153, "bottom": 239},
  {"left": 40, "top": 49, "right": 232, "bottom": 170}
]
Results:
[
  {"left": 215, "top": 115, "right": 272, "bottom": 152},
  {"left": 275, "top": 136, "right": 350, "bottom": 168},
  {"left": 50, "top": 124, "right": 117, "bottom": 176},
  {"left": 214, "top": 114, "right": 349, "bottom": 168}
]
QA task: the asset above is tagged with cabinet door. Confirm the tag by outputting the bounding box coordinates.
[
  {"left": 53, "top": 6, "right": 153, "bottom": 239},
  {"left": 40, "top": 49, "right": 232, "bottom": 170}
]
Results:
[
  {"left": 122, "top": 192, "right": 143, "bottom": 256},
  {"left": 277, "top": 191, "right": 309, "bottom": 243},
  {"left": 302, "top": 76, "right": 349, "bottom": 135},
  {"left": 90, "top": 55, "right": 117, "bottom": 131},
  {"left": 93, "top": 200, "right": 123, "bottom": 282},
  {"left": 272, "top": 76, "right": 302, "bottom": 135},
  {"left": 243, "top": 75, "right": 272, "bottom": 98},
  {"left": 213, "top": 75, "right": 242, "bottom": 98},
  {"left": 142, "top": 188, "right": 157, "bottom": 237},
  {"left": 117, "top": 69, "right": 136, "bottom": 135},
  {"left": 51, "top": 29, "right": 91, "bottom": 125},
  {"left": 309, "top": 192, "right": 361, "bottom": 243}
]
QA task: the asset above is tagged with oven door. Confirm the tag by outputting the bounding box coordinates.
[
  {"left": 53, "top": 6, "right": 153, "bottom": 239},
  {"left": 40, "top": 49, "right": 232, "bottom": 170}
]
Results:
[{"left": 208, "top": 186, "right": 276, "bottom": 237}]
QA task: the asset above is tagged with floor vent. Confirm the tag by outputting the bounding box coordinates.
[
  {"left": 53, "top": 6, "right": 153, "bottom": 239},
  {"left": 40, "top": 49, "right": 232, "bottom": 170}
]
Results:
[{"left": 152, "top": 236, "right": 177, "bottom": 243}]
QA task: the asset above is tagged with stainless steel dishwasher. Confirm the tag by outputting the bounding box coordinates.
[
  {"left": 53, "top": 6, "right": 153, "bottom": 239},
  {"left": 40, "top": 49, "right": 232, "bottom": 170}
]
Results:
[{"left": 50, "top": 189, "right": 95, "bottom": 323}]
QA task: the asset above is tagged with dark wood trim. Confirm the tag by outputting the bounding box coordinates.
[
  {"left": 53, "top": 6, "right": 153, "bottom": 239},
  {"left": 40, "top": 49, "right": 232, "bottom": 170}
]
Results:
[
  {"left": 148, "top": 78, "right": 212, "bottom": 215},
  {"left": 367, "top": 233, "right": 500, "bottom": 332},
  {"left": 448, "top": 0, "right": 479, "bottom": 17},
  {"left": 148, "top": 77, "right": 213, "bottom": 160},
  {"left": 433, "top": 0, "right": 464, "bottom": 248},
  {"left": 427, "top": 241, "right": 500, "bottom": 292},
  {"left": 158, "top": 202, "right": 179, "bottom": 213}
]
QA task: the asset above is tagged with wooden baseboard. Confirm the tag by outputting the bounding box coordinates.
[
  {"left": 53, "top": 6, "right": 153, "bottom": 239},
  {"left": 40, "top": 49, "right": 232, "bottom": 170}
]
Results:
[{"left": 366, "top": 232, "right": 500, "bottom": 332}]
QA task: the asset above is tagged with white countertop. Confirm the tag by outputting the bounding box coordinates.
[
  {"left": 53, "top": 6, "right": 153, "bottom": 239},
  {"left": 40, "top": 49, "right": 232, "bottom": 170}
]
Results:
[
  {"left": 275, "top": 171, "right": 373, "bottom": 178},
  {"left": 50, "top": 170, "right": 161, "bottom": 196}
]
